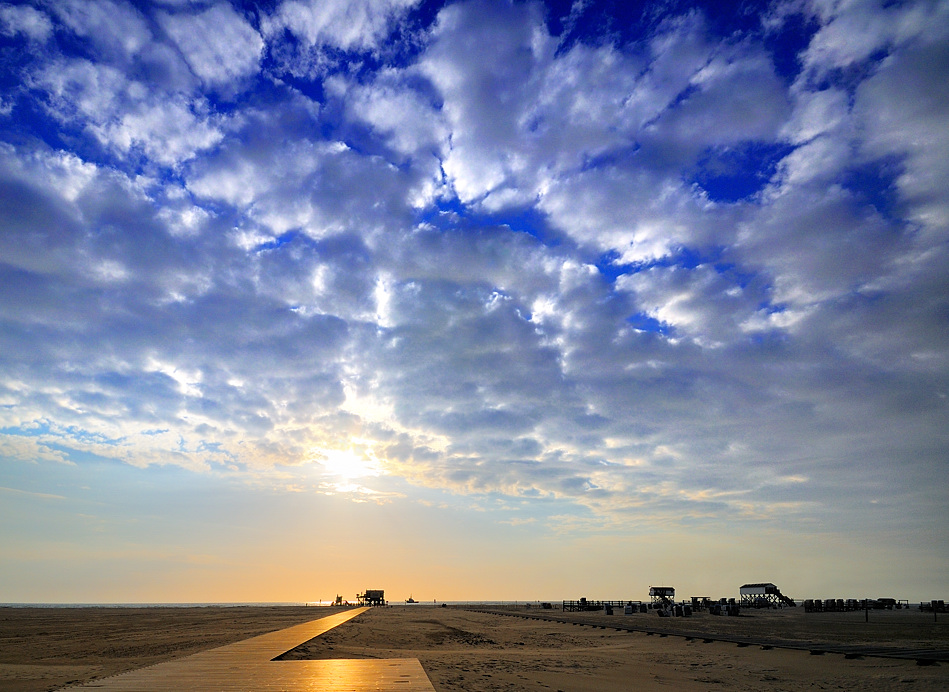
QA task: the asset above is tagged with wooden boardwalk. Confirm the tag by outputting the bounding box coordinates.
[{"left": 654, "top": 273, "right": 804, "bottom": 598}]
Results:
[{"left": 69, "top": 607, "right": 436, "bottom": 691}]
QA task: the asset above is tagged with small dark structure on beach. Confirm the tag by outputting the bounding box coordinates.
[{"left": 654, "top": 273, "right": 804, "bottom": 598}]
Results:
[
  {"left": 739, "top": 583, "right": 796, "bottom": 608},
  {"left": 691, "top": 596, "right": 712, "bottom": 611},
  {"left": 649, "top": 586, "right": 675, "bottom": 608},
  {"left": 357, "top": 589, "right": 385, "bottom": 606},
  {"left": 804, "top": 597, "right": 917, "bottom": 612},
  {"left": 562, "top": 598, "right": 636, "bottom": 612}
]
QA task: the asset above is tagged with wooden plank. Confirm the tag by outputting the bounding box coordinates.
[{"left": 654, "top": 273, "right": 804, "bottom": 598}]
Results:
[
  {"left": 193, "top": 607, "right": 370, "bottom": 661},
  {"left": 68, "top": 608, "right": 436, "bottom": 691},
  {"left": 73, "top": 658, "right": 435, "bottom": 691}
]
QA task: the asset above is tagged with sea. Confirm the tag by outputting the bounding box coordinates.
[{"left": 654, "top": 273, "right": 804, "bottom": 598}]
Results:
[{"left": 0, "top": 600, "right": 554, "bottom": 608}]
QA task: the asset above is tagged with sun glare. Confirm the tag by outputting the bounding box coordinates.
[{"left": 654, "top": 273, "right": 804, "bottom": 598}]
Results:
[{"left": 316, "top": 449, "right": 382, "bottom": 482}]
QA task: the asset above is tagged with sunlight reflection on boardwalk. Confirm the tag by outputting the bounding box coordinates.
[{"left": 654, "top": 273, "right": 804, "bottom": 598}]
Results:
[{"left": 69, "top": 607, "right": 436, "bottom": 691}]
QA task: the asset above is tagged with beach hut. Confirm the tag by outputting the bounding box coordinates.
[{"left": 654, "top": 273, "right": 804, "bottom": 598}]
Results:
[
  {"left": 649, "top": 586, "right": 675, "bottom": 608},
  {"left": 739, "top": 583, "right": 796, "bottom": 608},
  {"left": 357, "top": 589, "right": 385, "bottom": 606}
]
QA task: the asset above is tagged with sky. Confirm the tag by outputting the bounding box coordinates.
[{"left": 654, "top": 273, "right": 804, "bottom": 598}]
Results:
[{"left": 0, "top": 0, "right": 947, "bottom": 604}]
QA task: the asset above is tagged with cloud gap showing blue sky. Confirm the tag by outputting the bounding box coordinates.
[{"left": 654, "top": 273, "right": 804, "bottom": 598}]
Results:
[{"left": 0, "top": 0, "right": 947, "bottom": 602}]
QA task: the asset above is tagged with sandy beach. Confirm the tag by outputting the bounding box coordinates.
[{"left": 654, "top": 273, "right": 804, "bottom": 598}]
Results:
[
  {"left": 2, "top": 604, "right": 947, "bottom": 691},
  {"left": 0, "top": 606, "right": 333, "bottom": 692}
]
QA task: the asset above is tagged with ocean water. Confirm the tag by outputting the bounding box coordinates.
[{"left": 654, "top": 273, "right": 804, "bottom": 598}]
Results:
[
  {"left": 0, "top": 600, "right": 558, "bottom": 608},
  {"left": 0, "top": 602, "right": 310, "bottom": 608}
]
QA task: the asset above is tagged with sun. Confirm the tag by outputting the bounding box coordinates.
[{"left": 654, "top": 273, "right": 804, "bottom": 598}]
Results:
[{"left": 315, "top": 448, "right": 382, "bottom": 483}]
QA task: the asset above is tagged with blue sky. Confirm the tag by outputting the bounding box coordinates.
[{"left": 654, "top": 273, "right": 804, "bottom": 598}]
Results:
[{"left": 1, "top": 0, "right": 947, "bottom": 603}]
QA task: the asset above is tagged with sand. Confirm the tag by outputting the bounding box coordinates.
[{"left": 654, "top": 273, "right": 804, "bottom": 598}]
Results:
[
  {"left": 0, "top": 605, "right": 335, "bottom": 692},
  {"left": 2, "top": 604, "right": 948, "bottom": 691}
]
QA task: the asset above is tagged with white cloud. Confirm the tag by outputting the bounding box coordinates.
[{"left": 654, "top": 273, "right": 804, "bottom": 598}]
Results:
[
  {"left": 160, "top": 4, "right": 264, "bottom": 87},
  {"left": 419, "top": 0, "right": 553, "bottom": 203},
  {"left": 186, "top": 108, "right": 426, "bottom": 241},
  {"left": 31, "top": 59, "right": 224, "bottom": 166},
  {"left": 773, "top": 134, "right": 849, "bottom": 186},
  {"left": 853, "top": 29, "right": 949, "bottom": 235},
  {"left": 1, "top": 0, "right": 947, "bottom": 560},
  {"left": 739, "top": 185, "right": 898, "bottom": 306},
  {"left": 649, "top": 46, "right": 790, "bottom": 153},
  {"left": 0, "top": 143, "right": 357, "bottom": 473},
  {"left": 264, "top": 0, "right": 419, "bottom": 51},
  {"left": 49, "top": 0, "right": 151, "bottom": 60},
  {"left": 32, "top": 58, "right": 126, "bottom": 123},
  {"left": 330, "top": 73, "right": 449, "bottom": 160},
  {"left": 617, "top": 264, "right": 762, "bottom": 347},
  {"left": 418, "top": 1, "right": 705, "bottom": 208},
  {"left": 541, "top": 166, "right": 721, "bottom": 263},
  {"left": 0, "top": 145, "right": 98, "bottom": 277},
  {"left": 800, "top": 0, "right": 939, "bottom": 77},
  {"left": 0, "top": 3, "right": 52, "bottom": 42},
  {"left": 781, "top": 88, "right": 849, "bottom": 145},
  {"left": 416, "top": 1, "right": 789, "bottom": 268},
  {"left": 106, "top": 99, "right": 226, "bottom": 166},
  {"left": 0, "top": 435, "right": 71, "bottom": 465}
]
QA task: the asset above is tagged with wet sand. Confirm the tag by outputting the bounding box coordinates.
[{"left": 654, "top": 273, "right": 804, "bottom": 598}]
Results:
[{"left": 2, "top": 604, "right": 948, "bottom": 691}]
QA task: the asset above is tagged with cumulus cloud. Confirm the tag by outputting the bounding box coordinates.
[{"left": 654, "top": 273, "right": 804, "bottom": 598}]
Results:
[
  {"left": 1, "top": 0, "right": 947, "bottom": 553},
  {"left": 799, "top": 0, "right": 939, "bottom": 77},
  {"left": 186, "top": 121, "right": 426, "bottom": 242},
  {"left": 159, "top": 4, "right": 264, "bottom": 88},
  {"left": 264, "top": 0, "right": 419, "bottom": 51},
  {"left": 853, "top": 29, "right": 949, "bottom": 234},
  {"left": 48, "top": 0, "right": 151, "bottom": 60},
  {"left": 30, "top": 58, "right": 225, "bottom": 165},
  {"left": 329, "top": 72, "right": 449, "bottom": 161}
]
